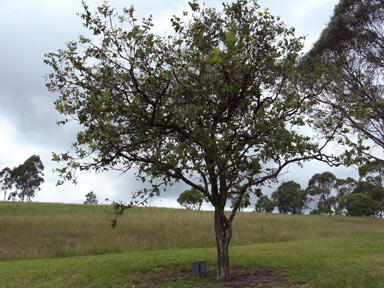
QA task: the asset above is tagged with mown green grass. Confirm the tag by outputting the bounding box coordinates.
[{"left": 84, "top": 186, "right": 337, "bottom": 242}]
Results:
[
  {"left": 1, "top": 233, "right": 383, "bottom": 287},
  {"left": 1, "top": 202, "right": 383, "bottom": 261}
]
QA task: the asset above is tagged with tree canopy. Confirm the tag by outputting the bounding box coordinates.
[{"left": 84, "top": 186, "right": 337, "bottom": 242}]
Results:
[
  {"left": 228, "top": 192, "right": 251, "bottom": 211},
  {"left": 177, "top": 188, "right": 206, "bottom": 210},
  {"left": 84, "top": 191, "right": 98, "bottom": 204},
  {"left": 45, "top": 0, "right": 338, "bottom": 280},
  {"left": 0, "top": 168, "right": 12, "bottom": 201},
  {"left": 356, "top": 160, "right": 384, "bottom": 216},
  {"left": 338, "top": 193, "right": 381, "bottom": 217},
  {"left": 255, "top": 195, "right": 275, "bottom": 213},
  {"left": 4, "top": 155, "right": 44, "bottom": 202},
  {"left": 271, "top": 181, "right": 307, "bottom": 214},
  {"left": 306, "top": 172, "right": 338, "bottom": 215},
  {"left": 304, "top": 0, "right": 384, "bottom": 162}
]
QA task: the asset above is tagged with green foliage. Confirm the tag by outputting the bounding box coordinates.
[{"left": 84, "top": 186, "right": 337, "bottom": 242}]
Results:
[
  {"left": 254, "top": 195, "right": 275, "bottom": 213},
  {"left": 356, "top": 160, "right": 384, "bottom": 216},
  {"left": 45, "top": 0, "right": 336, "bottom": 211},
  {"left": 0, "top": 167, "right": 12, "bottom": 201},
  {"left": 228, "top": 192, "right": 251, "bottom": 211},
  {"left": 177, "top": 188, "right": 206, "bottom": 210},
  {"left": 45, "top": 0, "right": 340, "bottom": 279},
  {"left": 6, "top": 155, "right": 44, "bottom": 202},
  {"left": 304, "top": 0, "right": 384, "bottom": 162},
  {"left": 338, "top": 193, "right": 381, "bottom": 216},
  {"left": 304, "top": 172, "right": 358, "bottom": 215},
  {"left": 271, "top": 181, "right": 307, "bottom": 214},
  {"left": 306, "top": 172, "right": 337, "bottom": 215},
  {"left": 84, "top": 191, "right": 98, "bottom": 204},
  {"left": 309, "top": 209, "right": 321, "bottom": 215}
]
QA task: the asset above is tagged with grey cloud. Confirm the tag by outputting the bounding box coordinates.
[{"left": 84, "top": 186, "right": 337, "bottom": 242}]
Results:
[{"left": 0, "top": 0, "right": 353, "bottom": 207}]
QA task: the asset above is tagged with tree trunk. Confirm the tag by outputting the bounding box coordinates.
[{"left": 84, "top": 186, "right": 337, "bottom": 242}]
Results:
[{"left": 214, "top": 209, "right": 232, "bottom": 281}]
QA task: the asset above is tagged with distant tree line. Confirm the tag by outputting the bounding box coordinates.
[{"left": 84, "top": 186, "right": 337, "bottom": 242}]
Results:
[
  {"left": 178, "top": 160, "right": 383, "bottom": 218},
  {"left": 0, "top": 155, "right": 44, "bottom": 202},
  {"left": 256, "top": 160, "right": 384, "bottom": 217}
]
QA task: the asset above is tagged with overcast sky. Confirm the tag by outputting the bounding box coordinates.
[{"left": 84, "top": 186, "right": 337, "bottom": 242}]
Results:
[{"left": 0, "top": 0, "right": 357, "bottom": 209}]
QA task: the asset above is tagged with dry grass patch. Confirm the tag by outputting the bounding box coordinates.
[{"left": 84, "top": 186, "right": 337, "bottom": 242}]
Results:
[{"left": 0, "top": 202, "right": 383, "bottom": 260}]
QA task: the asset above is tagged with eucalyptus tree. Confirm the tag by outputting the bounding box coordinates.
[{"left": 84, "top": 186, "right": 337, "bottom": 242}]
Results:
[
  {"left": 8, "top": 155, "right": 44, "bottom": 202},
  {"left": 306, "top": 172, "right": 338, "bottom": 215},
  {"left": 338, "top": 193, "right": 381, "bottom": 217},
  {"left": 45, "top": 0, "right": 337, "bottom": 280},
  {"left": 229, "top": 192, "right": 251, "bottom": 212},
  {"left": 334, "top": 177, "right": 357, "bottom": 214},
  {"left": 0, "top": 167, "right": 13, "bottom": 201},
  {"left": 272, "top": 181, "right": 307, "bottom": 214},
  {"left": 304, "top": 0, "right": 384, "bottom": 162},
  {"left": 357, "top": 160, "right": 384, "bottom": 216},
  {"left": 255, "top": 195, "right": 275, "bottom": 213}
]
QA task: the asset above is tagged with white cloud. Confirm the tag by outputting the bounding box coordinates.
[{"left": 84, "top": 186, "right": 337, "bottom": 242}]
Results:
[{"left": 0, "top": 115, "right": 37, "bottom": 167}]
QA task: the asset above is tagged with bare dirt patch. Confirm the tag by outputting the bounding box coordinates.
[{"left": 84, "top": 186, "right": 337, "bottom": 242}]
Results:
[
  {"left": 207, "top": 267, "right": 291, "bottom": 288},
  {"left": 127, "top": 266, "right": 291, "bottom": 287}
]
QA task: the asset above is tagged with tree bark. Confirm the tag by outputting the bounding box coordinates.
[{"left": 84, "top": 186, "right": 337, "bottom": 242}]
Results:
[{"left": 214, "top": 209, "right": 232, "bottom": 280}]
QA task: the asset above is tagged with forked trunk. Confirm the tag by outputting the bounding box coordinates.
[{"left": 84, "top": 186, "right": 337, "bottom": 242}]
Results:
[{"left": 214, "top": 209, "right": 232, "bottom": 280}]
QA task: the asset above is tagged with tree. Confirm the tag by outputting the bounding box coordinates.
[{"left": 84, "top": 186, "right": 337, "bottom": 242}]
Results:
[
  {"left": 338, "top": 193, "right": 381, "bottom": 216},
  {"left": 84, "top": 191, "right": 98, "bottom": 204},
  {"left": 306, "top": 172, "right": 338, "bottom": 215},
  {"left": 306, "top": 172, "right": 358, "bottom": 215},
  {"left": 8, "top": 155, "right": 44, "bottom": 202},
  {"left": 45, "top": 0, "right": 338, "bottom": 280},
  {"left": 359, "top": 160, "right": 384, "bottom": 187},
  {"left": 335, "top": 177, "right": 357, "bottom": 197},
  {"left": 334, "top": 177, "right": 357, "bottom": 214},
  {"left": 356, "top": 160, "right": 384, "bottom": 217},
  {"left": 177, "top": 188, "right": 206, "bottom": 210},
  {"left": 304, "top": 0, "right": 384, "bottom": 161},
  {"left": 228, "top": 192, "right": 251, "bottom": 212},
  {"left": 271, "top": 181, "right": 307, "bottom": 214},
  {"left": 255, "top": 195, "right": 275, "bottom": 213},
  {"left": 0, "top": 167, "right": 13, "bottom": 201}
]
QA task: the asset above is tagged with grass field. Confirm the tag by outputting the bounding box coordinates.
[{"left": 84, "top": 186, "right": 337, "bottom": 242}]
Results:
[
  {"left": 1, "top": 202, "right": 384, "bottom": 287},
  {"left": 1, "top": 202, "right": 383, "bottom": 261}
]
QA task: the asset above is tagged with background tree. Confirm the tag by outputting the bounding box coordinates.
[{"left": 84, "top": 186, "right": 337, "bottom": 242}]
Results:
[
  {"left": 306, "top": 172, "right": 338, "bottom": 215},
  {"left": 8, "top": 155, "right": 44, "bottom": 202},
  {"left": 271, "top": 181, "right": 307, "bottom": 214},
  {"left": 84, "top": 191, "right": 98, "bottom": 205},
  {"left": 356, "top": 160, "right": 384, "bottom": 217},
  {"left": 228, "top": 193, "right": 251, "bottom": 212},
  {"left": 304, "top": 0, "right": 384, "bottom": 161},
  {"left": 359, "top": 160, "right": 384, "bottom": 187},
  {"left": 177, "top": 188, "right": 206, "bottom": 210},
  {"left": 255, "top": 195, "right": 275, "bottom": 213},
  {"left": 0, "top": 167, "right": 13, "bottom": 201},
  {"left": 338, "top": 193, "right": 380, "bottom": 217},
  {"left": 45, "top": 0, "right": 338, "bottom": 280},
  {"left": 334, "top": 177, "right": 357, "bottom": 214}
]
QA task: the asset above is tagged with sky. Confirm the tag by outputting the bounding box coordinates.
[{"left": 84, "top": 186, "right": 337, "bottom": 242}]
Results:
[{"left": 0, "top": 0, "right": 357, "bottom": 209}]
